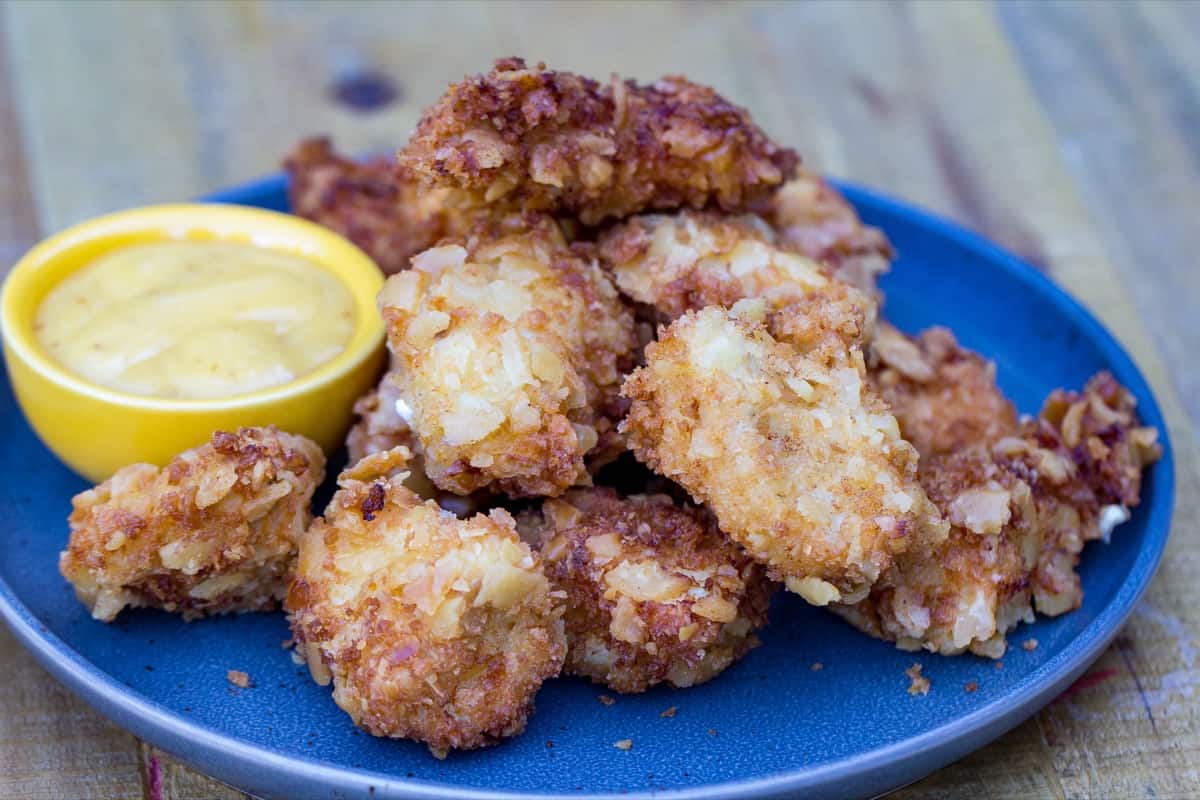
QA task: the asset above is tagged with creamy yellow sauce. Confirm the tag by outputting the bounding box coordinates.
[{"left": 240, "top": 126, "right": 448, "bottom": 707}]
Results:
[{"left": 36, "top": 241, "right": 355, "bottom": 399}]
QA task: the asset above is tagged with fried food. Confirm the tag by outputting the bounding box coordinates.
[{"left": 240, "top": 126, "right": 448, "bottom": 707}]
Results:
[
  {"left": 398, "top": 58, "right": 798, "bottom": 225},
  {"left": 285, "top": 137, "right": 464, "bottom": 274},
  {"left": 60, "top": 427, "right": 324, "bottom": 622},
  {"left": 345, "top": 374, "right": 486, "bottom": 518},
  {"left": 766, "top": 169, "right": 894, "bottom": 299},
  {"left": 869, "top": 323, "right": 1019, "bottom": 458},
  {"left": 835, "top": 372, "right": 1162, "bottom": 657},
  {"left": 522, "top": 488, "right": 774, "bottom": 693},
  {"left": 597, "top": 209, "right": 875, "bottom": 348},
  {"left": 286, "top": 448, "right": 566, "bottom": 757},
  {"left": 621, "top": 303, "right": 947, "bottom": 606},
  {"left": 378, "top": 216, "right": 638, "bottom": 497}
]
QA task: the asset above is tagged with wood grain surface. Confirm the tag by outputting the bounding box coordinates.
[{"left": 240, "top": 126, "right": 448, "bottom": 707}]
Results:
[{"left": 1, "top": 1, "right": 1196, "bottom": 798}]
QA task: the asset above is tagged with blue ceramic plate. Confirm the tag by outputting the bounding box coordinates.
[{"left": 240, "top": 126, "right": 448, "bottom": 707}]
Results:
[{"left": 0, "top": 175, "right": 1175, "bottom": 800}]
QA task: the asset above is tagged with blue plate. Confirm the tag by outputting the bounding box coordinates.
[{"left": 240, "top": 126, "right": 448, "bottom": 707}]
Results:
[{"left": 0, "top": 175, "right": 1175, "bottom": 800}]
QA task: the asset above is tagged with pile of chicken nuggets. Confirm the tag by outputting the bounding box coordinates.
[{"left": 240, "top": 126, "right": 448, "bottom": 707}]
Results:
[{"left": 61, "top": 59, "right": 1162, "bottom": 757}]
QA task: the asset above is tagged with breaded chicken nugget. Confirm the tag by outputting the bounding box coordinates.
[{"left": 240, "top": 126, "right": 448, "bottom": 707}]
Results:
[
  {"left": 399, "top": 58, "right": 798, "bottom": 225},
  {"left": 60, "top": 427, "right": 324, "bottom": 622},
  {"left": 765, "top": 169, "right": 894, "bottom": 299},
  {"left": 522, "top": 488, "right": 774, "bottom": 693},
  {"left": 835, "top": 372, "right": 1161, "bottom": 657},
  {"left": 378, "top": 217, "right": 637, "bottom": 497},
  {"left": 621, "top": 303, "right": 946, "bottom": 606},
  {"left": 285, "top": 137, "right": 465, "bottom": 275},
  {"left": 287, "top": 448, "right": 566, "bottom": 757},
  {"left": 597, "top": 210, "right": 875, "bottom": 348},
  {"left": 869, "top": 324, "right": 1019, "bottom": 458},
  {"left": 345, "top": 374, "right": 486, "bottom": 518}
]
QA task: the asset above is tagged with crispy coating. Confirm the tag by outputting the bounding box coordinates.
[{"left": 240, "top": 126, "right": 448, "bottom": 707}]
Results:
[
  {"left": 60, "top": 427, "right": 324, "bottom": 622},
  {"left": 870, "top": 324, "right": 1019, "bottom": 458},
  {"left": 621, "top": 304, "right": 947, "bottom": 606},
  {"left": 287, "top": 448, "right": 566, "bottom": 757},
  {"left": 598, "top": 210, "right": 875, "bottom": 348},
  {"left": 345, "top": 375, "right": 486, "bottom": 518},
  {"left": 378, "top": 217, "right": 638, "bottom": 497},
  {"left": 399, "top": 58, "right": 798, "bottom": 225},
  {"left": 835, "top": 372, "right": 1162, "bottom": 657},
  {"left": 285, "top": 137, "right": 467, "bottom": 275},
  {"left": 765, "top": 169, "right": 894, "bottom": 299},
  {"left": 523, "top": 488, "right": 774, "bottom": 693}
]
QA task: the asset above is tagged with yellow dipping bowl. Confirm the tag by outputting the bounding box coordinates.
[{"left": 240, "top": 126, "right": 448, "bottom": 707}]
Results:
[{"left": 1, "top": 204, "right": 386, "bottom": 483}]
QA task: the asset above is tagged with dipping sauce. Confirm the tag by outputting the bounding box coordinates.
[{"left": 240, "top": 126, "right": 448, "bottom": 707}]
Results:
[{"left": 36, "top": 241, "right": 355, "bottom": 399}]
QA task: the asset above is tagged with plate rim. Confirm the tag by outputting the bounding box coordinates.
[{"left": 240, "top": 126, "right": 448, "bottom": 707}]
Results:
[{"left": 0, "top": 173, "right": 1177, "bottom": 800}]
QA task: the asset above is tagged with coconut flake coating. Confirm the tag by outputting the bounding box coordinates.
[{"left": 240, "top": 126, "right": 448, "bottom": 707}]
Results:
[
  {"left": 399, "top": 58, "right": 798, "bottom": 225},
  {"left": 836, "top": 371, "right": 1162, "bottom": 657},
  {"left": 378, "top": 217, "right": 637, "bottom": 498},
  {"left": 59, "top": 426, "right": 324, "bottom": 622},
  {"left": 287, "top": 448, "right": 566, "bottom": 757},
  {"left": 523, "top": 487, "right": 774, "bottom": 693},
  {"left": 621, "top": 304, "right": 946, "bottom": 606}
]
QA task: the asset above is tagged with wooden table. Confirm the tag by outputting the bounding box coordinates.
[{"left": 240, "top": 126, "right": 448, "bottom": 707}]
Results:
[{"left": 2, "top": 1, "right": 1197, "bottom": 797}]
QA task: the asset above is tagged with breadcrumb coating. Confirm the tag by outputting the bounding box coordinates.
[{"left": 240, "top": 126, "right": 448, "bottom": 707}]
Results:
[
  {"left": 598, "top": 209, "right": 875, "bottom": 348},
  {"left": 284, "top": 137, "right": 465, "bottom": 275},
  {"left": 378, "top": 217, "right": 637, "bottom": 497},
  {"left": 621, "top": 304, "right": 946, "bottom": 606},
  {"left": 345, "top": 375, "right": 487, "bottom": 518},
  {"left": 399, "top": 58, "right": 798, "bottom": 225},
  {"left": 870, "top": 324, "right": 1019, "bottom": 458},
  {"left": 523, "top": 488, "right": 774, "bottom": 693},
  {"left": 287, "top": 448, "right": 566, "bottom": 757},
  {"left": 60, "top": 427, "right": 324, "bottom": 622},
  {"left": 766, "top": 169, "right": 894, "bottom": 299},
  {"left": 835, "top": 372, "right": 1161, "bottom": 657}
]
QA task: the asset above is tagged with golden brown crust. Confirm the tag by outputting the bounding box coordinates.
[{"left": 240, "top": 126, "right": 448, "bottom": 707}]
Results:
[
  {"left": 869, "top": 324, "right": 1019, "bottom": 458},
  {"left": 765, "top": 170, "right": 894, "bottom": 299},
  {"left": 287, "top": 448, "right": 566, "bottom": 757},
  {"left": 284, "top": 137, "right": 467, "bottom": 275},
  {"left": 59, "top": 427, "right": 324, "bottom": 621},
  {"left": 597, "top": 210, "right": 875, "bottom": 349},
  {"left": 399, "top": 58, "right": 798, "bottom": 225},
  {"left": 524, "top": 488, "right": 774, "bottom": 693},
  {"left": 620, "top": 304, "right": 947, "bottom": 606},
  {"left": 378, "top": 216, "right": 638, "bottom": 497},
  {"left": 835, "top": 371, "right": 1161, "bottom": 657}
]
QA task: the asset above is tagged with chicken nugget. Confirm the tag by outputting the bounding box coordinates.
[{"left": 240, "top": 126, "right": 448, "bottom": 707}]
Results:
[
  {"left": 621, "top": 303, "right": 946, "bottom": 606},
  {"left": 523, "top": 488, "right": 774, "bottom": 693},
  {"left": 765, "top": 169, "right": 894, "bottom": 299},
  {"left": 344, "top": 374, "right": 486, "bottom": 518},
  {"left": 285, "top": 137, "right": 467, "bottom": 275},
  {"left": 835, "top": 372, "right": 1161, "bottom": 657},
  {"left": 377, "top": 216, "right": 637, "bottom": 497},
  {"left": 869, "top": 323, "right": 1019, "bottom": 458},
  {"left": 399, "top": 58, "right": 798, "bottom": 225},
  {"left": 60, "top": 426, "right": 324, "bottom": 621},
  {"left": 598, "top": 209, "right": 875, "bottom": 348},
  {"left": 287, "top": 448, "right": 566, "bottom": 756}
]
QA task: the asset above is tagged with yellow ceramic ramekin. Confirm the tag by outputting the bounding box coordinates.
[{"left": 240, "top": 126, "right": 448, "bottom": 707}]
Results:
[{"left": 1, "top": 204, "right": 386, "bottom": 483}]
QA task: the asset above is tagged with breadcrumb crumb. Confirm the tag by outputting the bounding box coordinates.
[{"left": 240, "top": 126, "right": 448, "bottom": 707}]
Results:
[
  {"left": 227, "top": 670, "right": 252, "bottom": 689},
  {"left": 964, "top": 681, "right": 978, "bottom": 693},
  {"left": 614, "top": 739, "right": 633, "bottom": 751},
  {"left": 905, "top": 664, "right": 929, "bottom": 696},
  {"left": 810, "top": 662, "right": 824, "bottom": 672},
  {"left": 660, "top": 706, "right": 677, "bottom": 718},
  {"left": 1023, "top": 638, "right": 1039, "bottom": 652},
  {"left": 707, "top": 728, "right": 719, "bottom": 737},
  {"left": 598, "top": 695, "right": 615, "bottom": 707}
]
